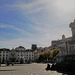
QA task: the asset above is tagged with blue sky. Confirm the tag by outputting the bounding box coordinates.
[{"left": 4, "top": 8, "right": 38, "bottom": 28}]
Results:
[{"left": 0, "top": 0, "right": 75, "bottom": 49}]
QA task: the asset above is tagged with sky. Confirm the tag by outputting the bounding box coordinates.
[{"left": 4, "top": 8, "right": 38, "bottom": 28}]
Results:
[{"left": 0, "top": 0, "right": 75, "bottom": 49}]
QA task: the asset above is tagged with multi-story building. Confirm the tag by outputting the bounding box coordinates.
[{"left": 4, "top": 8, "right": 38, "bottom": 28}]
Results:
[
  {"left": 14, "top": 46, "right": 26, "bottom": 63},
  {"left": 0, "top": 46, "right": 34, "bottom": 63},
  {"left": 31, "top": 44, "right": 37, "bottom": 50},
  {"left": 0, "top": 48, "right": 10, "bottom": 63},
  {"left": 15, "top": 46, "right": 34, "bottom": 62},
  {"left": 25, "top": 49, "right": 34, "bottom": 62}
]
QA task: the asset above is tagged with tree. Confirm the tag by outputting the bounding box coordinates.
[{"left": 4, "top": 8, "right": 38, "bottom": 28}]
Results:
[
  {"left": 52, "top": 48, "right": 59, "bottom": 61},
  {"left": 38, "top": 48, "right": 59, "bottom": 63},
  {"left": 38, "top": 50, "right": 53, "bottom": 63}
]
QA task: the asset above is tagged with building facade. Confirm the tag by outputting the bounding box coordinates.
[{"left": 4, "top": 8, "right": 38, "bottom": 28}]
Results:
[
  {"left": 0, "top": 46, "right": 34, "bottom": 63},
  {"left": 0, "top": 48, "right": 10, "bottom": 63},
  {"left": 55, "top": 20, "right": 75, "bottom": 63}
]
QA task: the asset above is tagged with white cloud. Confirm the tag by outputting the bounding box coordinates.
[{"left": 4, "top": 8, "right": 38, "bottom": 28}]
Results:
[
  {"left": 0, "top": 37, "right": 50, "bottom": 49},
  {"left": 0, "top": 24, "right": 32, "bottom": 36},
  {"left": 0, "top": 0, "right": 75, "bottom": 49}
]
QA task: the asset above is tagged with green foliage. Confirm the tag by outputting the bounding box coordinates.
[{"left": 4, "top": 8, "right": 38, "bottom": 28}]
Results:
[
  {"left": 38, "top": 50, "right": 52, "bottom": 62},
  {"left": 38, "top": 48, "right": 59, "bottom": 63},
  {"left": 52, "top": 48, "right": 59, "bottom": 60}
]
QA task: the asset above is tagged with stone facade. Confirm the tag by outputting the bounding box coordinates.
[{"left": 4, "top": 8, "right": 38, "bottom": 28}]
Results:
[{"left": 55, "top": 20, "right": 75, "bottom": 63}]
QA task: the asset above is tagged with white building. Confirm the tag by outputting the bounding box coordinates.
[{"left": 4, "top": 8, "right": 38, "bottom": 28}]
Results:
[
  {"left": 15, "top": 46, "right": 26, "bottom": 63},
  {"left": 15, "top": 46, "right": 34, "bottom": 62},
  {"left": 0, "top": 48, "right": 10, "bottom": 63},
  {"left": 0, "top": 46, "right": 34, "bottom": 63}
]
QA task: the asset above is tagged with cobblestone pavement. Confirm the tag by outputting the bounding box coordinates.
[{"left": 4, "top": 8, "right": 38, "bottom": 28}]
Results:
[{"left": 0, "top": 63, "right": 62, "bottom": 75}]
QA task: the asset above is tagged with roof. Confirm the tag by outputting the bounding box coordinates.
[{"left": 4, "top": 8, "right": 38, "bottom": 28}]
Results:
[
  {"left": 0, "top": 48, "right": 10, "bottom": 51},
  {"left": 15, "top": 46, "right": 26, "bottom": 50}
]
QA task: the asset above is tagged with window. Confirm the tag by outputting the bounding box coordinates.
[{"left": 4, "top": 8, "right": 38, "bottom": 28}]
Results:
[
  {"left": 27, "top": 57, "right": 28, "bottom": 59},
  {"left": 21, "top": 54, "right": 23, "bottom": 57},
  {"left": 21, "top": 51, "right": 22, "bottom": 53},
  {"left": 32, "top": 57, "right": 33, "bottom": 59}
]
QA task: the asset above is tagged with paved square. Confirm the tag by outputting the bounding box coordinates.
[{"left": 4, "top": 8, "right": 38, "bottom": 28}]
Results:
[{"left": 0, "top": 63, "right": 62, "bottom": 75}]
